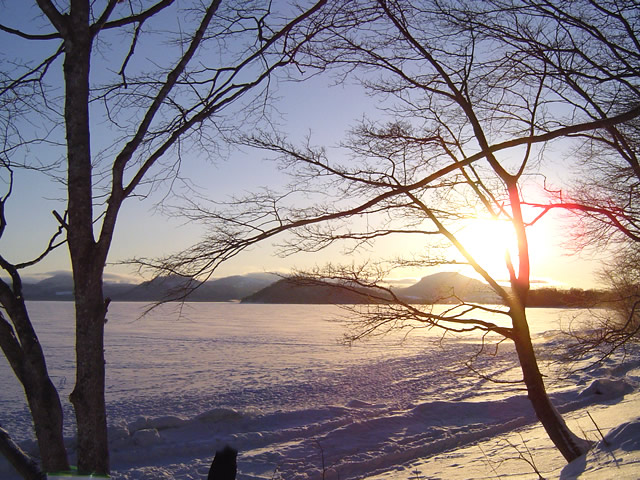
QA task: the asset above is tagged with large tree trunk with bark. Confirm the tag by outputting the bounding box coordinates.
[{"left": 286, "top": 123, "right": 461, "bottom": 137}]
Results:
[
  {"left": 69, "top": 269, "right": 110, "bottom": 475},
  {"left": 511, "top": 305, "right": 592, "bottom": 462},
  {"left": 63, "top": 2, "right": 110, "bottom": 475}
]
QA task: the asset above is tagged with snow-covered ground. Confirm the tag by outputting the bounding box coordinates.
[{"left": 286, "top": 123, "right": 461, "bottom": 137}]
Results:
[
  {"left": 370, "top": 377, "right": 640, "bottom": 480},
  {"left": 1, "top": 302, "right": 639, "bottom": 479}
]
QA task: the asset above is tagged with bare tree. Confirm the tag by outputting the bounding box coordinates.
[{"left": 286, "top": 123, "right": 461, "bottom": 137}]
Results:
[
  {"left": 143, "top": 0, "right": 640, "bottom": 464},
  {"left": 560, "top": 119, "right": 640, "bottom": 360},
  {"left": 477, "top": 0, "right": 640, "bottom": 254},
  {"left": 0, "top": 0, "right": 330, "bottom": 477},
  {"left": 478, "top": 0, "right": 640, "bottom": 360}
]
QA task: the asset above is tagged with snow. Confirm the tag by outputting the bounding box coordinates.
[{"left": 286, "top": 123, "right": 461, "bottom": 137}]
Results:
[{"left": 1, "top": 303, "right": 639, "bottom": 479}]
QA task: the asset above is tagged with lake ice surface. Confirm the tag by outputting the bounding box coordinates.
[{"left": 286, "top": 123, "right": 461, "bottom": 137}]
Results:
[{"left": 1, "top": 302, "right": 638, "bottom": 479}]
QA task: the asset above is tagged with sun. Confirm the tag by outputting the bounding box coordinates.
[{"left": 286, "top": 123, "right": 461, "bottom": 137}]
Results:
[{"left": 455, "top": 218, "right": 522, "bottom": 279}]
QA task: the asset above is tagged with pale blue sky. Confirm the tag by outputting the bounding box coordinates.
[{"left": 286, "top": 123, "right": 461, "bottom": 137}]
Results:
[{"left": 0, "top": 2, "right": 608, "bottom": 288}]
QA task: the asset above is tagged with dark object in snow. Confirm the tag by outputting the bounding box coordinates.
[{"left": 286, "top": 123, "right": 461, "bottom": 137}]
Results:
[{"left": 207, "top": 445, "right": 237, "bottom": 480}]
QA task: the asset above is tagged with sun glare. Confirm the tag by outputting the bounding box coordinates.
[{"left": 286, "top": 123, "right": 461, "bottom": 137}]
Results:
[
  {"left": 442, "top": 202, "right": 570, "bottom": 285},
  {"left": 456, "top": 219, "right": 522, "bottom": 278}
]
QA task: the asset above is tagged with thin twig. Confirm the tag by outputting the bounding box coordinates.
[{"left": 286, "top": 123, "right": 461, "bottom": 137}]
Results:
[{"left": 587, "top": 411, "right": 609, "bottom": 446}]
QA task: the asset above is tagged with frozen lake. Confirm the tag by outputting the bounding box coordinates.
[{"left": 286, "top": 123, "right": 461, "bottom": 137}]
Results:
[{"left": 0, "top": 302, "right": 621, "bottom": 479}]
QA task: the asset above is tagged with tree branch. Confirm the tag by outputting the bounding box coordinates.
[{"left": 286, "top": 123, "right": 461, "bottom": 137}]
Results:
[
  {"left": 0, "top": 425, "right": 44, "bottom": 480},
  {"left": 35, "top": 0, "right": 67, "bottom": 37},
  {"left": 0, "top": 23, "right": 59, "bottom": 40},
  {"left": 92, "top": 0, "right": 176, "bottom": 33}
]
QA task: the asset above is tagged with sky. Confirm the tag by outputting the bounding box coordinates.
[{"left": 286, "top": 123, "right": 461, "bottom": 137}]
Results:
[{"left": 0, "top": 1, "right": 611, "bottom": 289}]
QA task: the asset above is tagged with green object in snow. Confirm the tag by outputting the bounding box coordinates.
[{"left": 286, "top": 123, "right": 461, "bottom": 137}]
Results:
[{"left": 47, "top": 466, "right": 109, "bottom": 478}]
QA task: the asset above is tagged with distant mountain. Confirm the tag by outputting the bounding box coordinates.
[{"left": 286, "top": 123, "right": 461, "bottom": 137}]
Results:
[
  {"left": 21, "top": 271, "right": 503, "bottom": 304},
  {"left": 394, "top": 271, "right": 502, "bottom": 304},
  {"left": 187, "top": 274, "right": 280, "bottom": 301},
  {"left": 241, "top": 278, "right": 392, "bottom": 304},
  {"left": 22, "top": 272, "right": 279, "bottom": 302},
  {"left": 111, "top": 274, "right": 196, "bottom": 301},
  {"left": 243, "top": 272, "right": 502, "bottom": 304},
  {"left": 22, "top": 272, "right": 75, "bottom": 300}
]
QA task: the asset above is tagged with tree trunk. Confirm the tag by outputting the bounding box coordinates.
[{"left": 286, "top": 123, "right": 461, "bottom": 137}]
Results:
[
  {"left": 0, "top": 306, "right": 70, "bottom": 474},
  {"left": 511, "top": 306, "right": 592, "bottom": 462},
  {"left": 63, "top": 2, "right": 110, "bottom": 474},
  {"left": 23, "top": 372, "right": 69, "bottom": 474},
  {"left": 0, "top": 426, "right": 46, "bottom": 480},
  {"left": 69, "top": 270, "right": 110, "bottom": 475}
]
